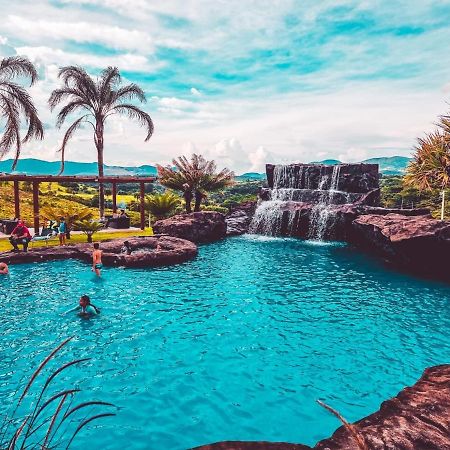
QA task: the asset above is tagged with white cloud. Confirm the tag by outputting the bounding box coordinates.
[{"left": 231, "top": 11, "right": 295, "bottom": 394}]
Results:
[
  {"left": 16, "top": 46, "right": 160, "bottom": 72},
  {"left": 7, "top": 15, "right": 155, "bottom": 53},
  {"left": 190, "top": 87, "right": 202, "bottom": 96}
]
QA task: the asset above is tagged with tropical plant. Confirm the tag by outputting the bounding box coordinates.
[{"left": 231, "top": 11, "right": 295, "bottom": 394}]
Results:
[
  {"left": 41, "top": 204, "right": 94, "bottom": 239},
  {"left": 145, "top": 191, "right": 180, "bottom": 222},
  {"left": 49, "top": 66, "right": 154, "bottom": 217},
  {"left": 404, "top": 130, "right": 450, "bottom": 220},
  {"left": 0, "top": 337, "right": 115, "bottom": 449},
  {"left": 156, "top": 154, "right": 234, "bottom": 212},
  {"left": 74, "top": 220, "right": 104, "bottom": 242},
  {"left": 0, "top": 56, "right": 44, "bottom": 169}
]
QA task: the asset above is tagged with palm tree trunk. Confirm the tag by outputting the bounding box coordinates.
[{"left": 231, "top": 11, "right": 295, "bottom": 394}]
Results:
[
  {"left": 95, "top": 120, "right": 105, "bottom": 218},
  {"left": 441, "top": 189, "right": 445, "bottom": 220}
]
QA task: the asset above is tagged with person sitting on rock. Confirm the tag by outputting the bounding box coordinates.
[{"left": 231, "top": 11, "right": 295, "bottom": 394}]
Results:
[
  {"left": 9, "top": 220, "right": 32, "bottom": 252},
  {"left": 121, "top": 241, "right": 132, "bottom": 255},
  {"left": 0, "top": 262, "right": 9, "bottom": 275}
]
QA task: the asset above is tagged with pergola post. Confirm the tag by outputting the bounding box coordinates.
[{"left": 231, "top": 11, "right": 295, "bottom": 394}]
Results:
[
  {"left": 140, "top": 182, "right": 145, "bottom": 230},
  {"left": 112, "top": 182, "right": 117, "bottom": 212},
  {"left": 32, "top": 181, "right": 40, "bottom": 234},
  {"left": 13, "top": 181, "right": 20, "bottom": 219}
]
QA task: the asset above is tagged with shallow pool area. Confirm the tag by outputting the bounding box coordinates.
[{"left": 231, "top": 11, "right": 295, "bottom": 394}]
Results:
[{"left": 1, "top": 235, "right": 449, "bottom": 449}]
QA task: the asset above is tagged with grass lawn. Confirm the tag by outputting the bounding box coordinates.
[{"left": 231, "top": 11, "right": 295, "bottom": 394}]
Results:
[{"left": 0, "top": 228, "right": 153, "bottom": 252}]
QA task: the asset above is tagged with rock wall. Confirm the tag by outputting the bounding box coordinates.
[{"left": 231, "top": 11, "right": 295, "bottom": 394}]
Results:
[
  {"left": 153, "top": 211, "right": 227, "bottom": 243},
  {"left": 266, "top": 163, "right": 379, "bottom": 193}
]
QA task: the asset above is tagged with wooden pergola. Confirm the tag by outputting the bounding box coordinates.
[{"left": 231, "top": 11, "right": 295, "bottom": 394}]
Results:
[{"left": 0, "top": 174, "right": 157, "bottom": 231}]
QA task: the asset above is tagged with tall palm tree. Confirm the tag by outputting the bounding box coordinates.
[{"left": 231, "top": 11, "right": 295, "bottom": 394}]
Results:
[
  {"left": 404, "top": 130, "right": 450, "bottom": 220},
  {"left": 157, "top": 154, "right": 234, "bottom": 212},
  {"left": 49, "top": 66, "right": 154, "bottom": 217},
  {"left": 0, "top": 56, "right": 44, "bottom": 169}
]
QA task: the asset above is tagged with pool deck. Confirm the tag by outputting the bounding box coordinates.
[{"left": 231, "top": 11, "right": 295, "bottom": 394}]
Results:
[{"left": 0, "top": 226, "right": 142, "bottom": 239}]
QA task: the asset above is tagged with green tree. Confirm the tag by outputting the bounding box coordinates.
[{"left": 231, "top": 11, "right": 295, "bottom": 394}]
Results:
[
  {"left": 74, "top": 220, "right": 104, "bottom": 242},
  {"left": 145, "top": 191, "right": 180, "bottom": 222},
  {"left": 405, "top": 130, "right": 450, "bottom": 220},
  {"left": 49, "top": 66, "right": 154, "bottom": 218},
  {"left": 156, "top": 154, "right": 234, "bottom": 212},
  {"left": 0, "top": 56, "right": 44, "bottom": 169}
]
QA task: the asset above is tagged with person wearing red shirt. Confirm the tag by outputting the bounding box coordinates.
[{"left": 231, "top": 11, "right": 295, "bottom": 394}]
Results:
[{"left": 9, "top": 220, "right": 32, "bottom": 252}]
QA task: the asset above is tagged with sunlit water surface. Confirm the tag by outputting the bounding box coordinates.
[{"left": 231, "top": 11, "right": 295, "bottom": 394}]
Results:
[{"left": 0, "top": 235, "right": 449, "bottom": 449}]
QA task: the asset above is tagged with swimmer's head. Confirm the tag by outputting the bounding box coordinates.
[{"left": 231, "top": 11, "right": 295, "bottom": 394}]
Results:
[
  {"left": 94, "top": 243, "right": 99, "bottom": 249},
  {"left": 124, "top": 240, "right": 130, "bottom": 247},
  {"left": 79, "top": 295, "right": 90, "bottom": 307}
]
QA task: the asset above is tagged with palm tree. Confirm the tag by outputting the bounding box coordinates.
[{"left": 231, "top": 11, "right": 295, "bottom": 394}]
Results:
[
  {"left": 0, "top": 56, "right": 44, "bottom": 169},
  {"left": 157, "top": 154, "right": 234, "bottom": 212},
  {"left": 145, "top": 191, "right": 180, "bottom": 222},
  {"left": 49, "top": 66, "right": 154, "bottom": 217},
  {"left": 404, "top": 130, "right": 450, "bottom": 220}
]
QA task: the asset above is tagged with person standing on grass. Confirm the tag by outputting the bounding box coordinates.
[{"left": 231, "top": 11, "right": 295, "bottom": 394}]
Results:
[
  {"left": 92, "top": 242, "right": 103, "bottom": 277},
  {"left": 58, "top": 217, "right": 67, "bottom": 246}
]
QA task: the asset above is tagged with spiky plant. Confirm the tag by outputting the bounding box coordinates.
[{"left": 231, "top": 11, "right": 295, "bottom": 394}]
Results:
[
  {"left": 145, "top": 191, "right": 180, "bottom": 222},
  {"left": 404, "top": 131, "right": 450, "bottom": 220},
  {"left": 0, "top": 56, "right": 44, "bottom": 169},
  {"left": 156, "top": 154, "right": 234, "bottom": 212},
  {"left": 41, "top": 205, "right": 94, "bottom": 239},
  {"left": 73, "top": 220, "right": 104, "bottom": 242},
  {"left": 0, "top": 337, "right": 115, "bottom": 449},
  {"left": 49, "top": 66, "right": 154, "bottom": 217}
]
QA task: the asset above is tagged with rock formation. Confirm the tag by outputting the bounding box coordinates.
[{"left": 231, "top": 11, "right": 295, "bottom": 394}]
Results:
[
  {"left": 0, "top": 236, "right": 197, "bottom": 268},
  {"left": 226, "top": 201, "right": 257, "bottom": 236},
  {"left": 153, "top": 211, "right": 227, "bottom": 242},
  {"left": 351, "top": 213, "right": 450, "bottom": 279},
  {"left": 193, "top": 364, "right": 450, "bottom": 450}
]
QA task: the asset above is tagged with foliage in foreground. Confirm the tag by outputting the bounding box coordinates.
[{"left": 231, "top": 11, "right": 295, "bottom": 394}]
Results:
[{"left": 0, "top": 337, "right": 115, "bottom": 449}]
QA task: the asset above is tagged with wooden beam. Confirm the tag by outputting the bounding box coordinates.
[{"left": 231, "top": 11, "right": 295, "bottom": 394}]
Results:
[
  {"left": 13, "top": 181, "right": 20, "bottom": 218},
  {"left": 32, "top": 181, "right": 40, "bottom": 234},
  {"left": 140, "top": 182, "right": 146, "bottom": 230},
  {"left": 0, "top": 175, "right": 156, "bottom": 183},
  {"left": 112, "top": 182, "right": 117, "bottom": 211}
]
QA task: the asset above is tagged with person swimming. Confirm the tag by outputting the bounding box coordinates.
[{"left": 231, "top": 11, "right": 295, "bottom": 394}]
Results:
[
  {"left": 0, "top": 262, "right": 9, "bottom": 275},
  {"left": 121, "top": 241, "right": 132, "bottom": 255},
  {"left": 65, "top": 295, "right": 100, "bottom": 316}
]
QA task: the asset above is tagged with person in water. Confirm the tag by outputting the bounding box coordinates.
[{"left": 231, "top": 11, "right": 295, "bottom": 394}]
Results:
[
  {"left": 66, "top": 295, "right": 100, "bottom": 316},
  {"left": 92, "top": 242, "right": 103, "bottom": 276},
  {"left": 0, "top": 262, "right": 9, "bottom": 275},
  {"left": 121, "top": 241, "right": 132, "bottom": 255},
  {"left": 58, "top": 217, "right": 67, "bottom": 246}
]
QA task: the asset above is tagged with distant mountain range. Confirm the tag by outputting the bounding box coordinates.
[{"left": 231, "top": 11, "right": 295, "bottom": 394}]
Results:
[
  {"left": 0, "top": 158, "right": 158, "bottom": 177},
  {"left": 0, "top": 155, "right": 411, "bottom": 179}
]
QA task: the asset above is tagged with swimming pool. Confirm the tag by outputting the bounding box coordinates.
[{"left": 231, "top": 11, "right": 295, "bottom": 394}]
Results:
[{"left": 1, "top": 235, "right": 449, "bottom": 449}]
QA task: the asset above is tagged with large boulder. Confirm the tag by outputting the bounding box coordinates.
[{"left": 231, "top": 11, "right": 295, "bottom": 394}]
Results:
[
  {"left": 0, "top": 236, "right": 198, "bottom": 268},
  {"left": 351, "top": 213, "right": 450, "bottom": 279},
  {"left": 192, "top": 365, "right": 450, "bottom": 450},
  {"left": 226, "top": 201, "right": 257, "bottom": 236},
  {"left": 153, "top": 211, "right": 227, "bottom": 243}
]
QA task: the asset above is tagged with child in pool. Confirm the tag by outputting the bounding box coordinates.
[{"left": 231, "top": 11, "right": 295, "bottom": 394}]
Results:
[
  {"left": 92, "top": 242, "right": 103, "bottom": 277},
  {"left": 66, "top": 295, "right": 100, "bottom": 316},
  {"left": 0, "top": 262, "right": 9, "bottom": 275}
]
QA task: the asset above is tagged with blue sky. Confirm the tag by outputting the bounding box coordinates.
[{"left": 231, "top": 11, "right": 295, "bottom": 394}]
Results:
[{"left": 1, "top": 0, "right": 450, "bottom": 172}]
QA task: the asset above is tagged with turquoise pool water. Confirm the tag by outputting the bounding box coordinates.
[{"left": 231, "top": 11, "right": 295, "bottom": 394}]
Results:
[{"left": 0, "top": 235, "right": 449, "bottom": 449}]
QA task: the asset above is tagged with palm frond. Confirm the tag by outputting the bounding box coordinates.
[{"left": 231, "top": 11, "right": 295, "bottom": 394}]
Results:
[
  {"left": 0, "top": 56, "right": 38, "bottom": 85},
  {"left": 109, "top": 104, "right": 154, "bottom": 140}
]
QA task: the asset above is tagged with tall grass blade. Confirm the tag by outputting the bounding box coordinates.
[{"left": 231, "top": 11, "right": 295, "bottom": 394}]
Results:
[{"left": 65, "top": 413, "right": 116, "bottom": 449}]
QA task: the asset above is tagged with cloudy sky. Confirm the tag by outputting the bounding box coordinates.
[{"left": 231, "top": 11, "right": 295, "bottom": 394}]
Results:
[{"left": 1, "top": 0, "right": 450, "bottom": 173}]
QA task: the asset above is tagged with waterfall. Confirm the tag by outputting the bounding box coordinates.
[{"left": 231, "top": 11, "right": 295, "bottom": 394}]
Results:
[{"left": 308, "top": 165, "right": 341, "bottom": 240}]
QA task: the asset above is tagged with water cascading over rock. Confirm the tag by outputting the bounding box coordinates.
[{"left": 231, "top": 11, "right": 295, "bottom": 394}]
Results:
[{"left": 250, "top": 163, "right": 380, "bottom": 240}]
